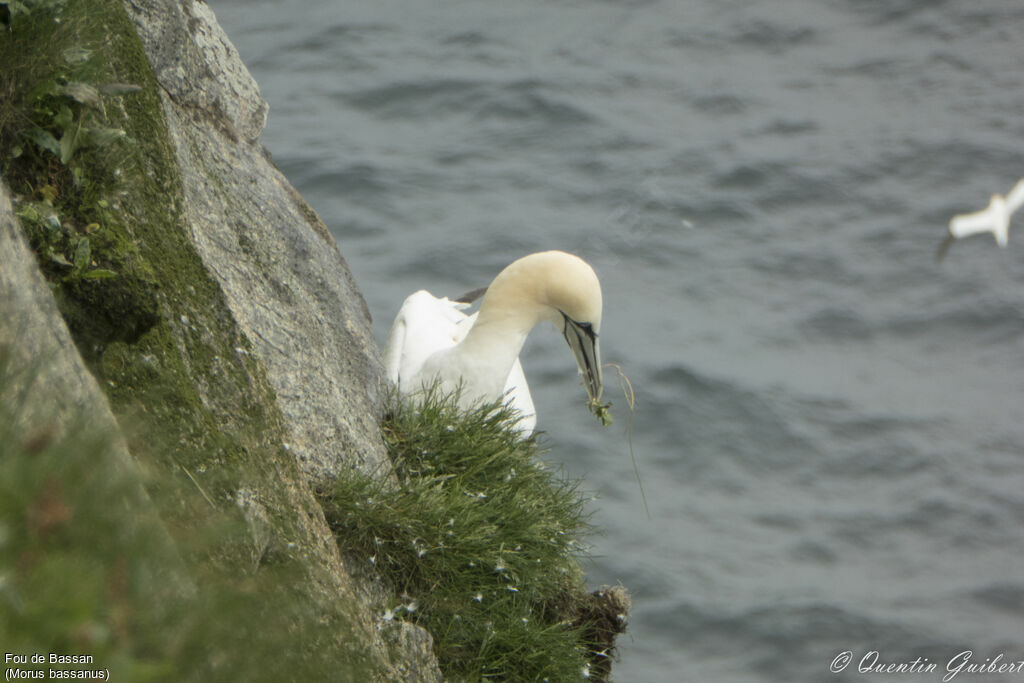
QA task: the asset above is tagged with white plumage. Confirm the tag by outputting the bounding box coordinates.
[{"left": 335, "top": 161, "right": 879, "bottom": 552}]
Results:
[
  {"left": 948, "top": 178, "right": 1024, "bottom": 247},
  {"left": 384, "top": 251, "right": 604, "bottom": 433},
  {"left": 383, "top": 289, "right": 538, "bottom": 429}
]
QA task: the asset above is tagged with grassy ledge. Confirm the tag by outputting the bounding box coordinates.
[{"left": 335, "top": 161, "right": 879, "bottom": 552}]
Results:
[{"left": 323, "top": 387, "right": 629, "bottom": 681}]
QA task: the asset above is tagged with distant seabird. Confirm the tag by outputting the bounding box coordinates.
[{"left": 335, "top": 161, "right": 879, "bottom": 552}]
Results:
[
  {"left": 939, "top": 178, "right": 1024, "bottom": 260},
  {"left": 383, "top": 251, "right": 604, "bottom": 433}
]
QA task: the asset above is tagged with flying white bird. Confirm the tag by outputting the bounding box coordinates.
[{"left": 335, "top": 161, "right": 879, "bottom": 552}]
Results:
[
  {"left": 383, "top": 251, "right": 604, "bottom": 433},
  {"left": 939, "top": 178, "right": 1024, "bottom": 259}
]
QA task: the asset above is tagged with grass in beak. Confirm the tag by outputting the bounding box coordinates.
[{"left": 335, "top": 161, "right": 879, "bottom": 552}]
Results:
[
  {"left": 604, "top": 363, "right": 650, "bottom": 520},
  {"left": 587, "top": 396, "right": 613, "bottom": 426}
]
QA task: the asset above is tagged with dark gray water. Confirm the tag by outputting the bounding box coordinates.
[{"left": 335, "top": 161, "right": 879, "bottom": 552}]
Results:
[{"left": 211, "top": 1, "right": 1024, "bottom": 680}]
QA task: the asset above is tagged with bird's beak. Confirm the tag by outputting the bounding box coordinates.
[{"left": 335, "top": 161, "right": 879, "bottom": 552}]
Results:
[{"left": 562, "top": 314, "right": 603, "bottom": 403}]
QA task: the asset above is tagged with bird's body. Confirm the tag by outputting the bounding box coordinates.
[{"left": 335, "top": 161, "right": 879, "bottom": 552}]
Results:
[
  {"left": 948, "top": 178, "right": 1024, "bottom": 247},
  {"left": 383, "top": 289, "right": 538, "bottom": 428},
  {"left": 384, "top": 251, "right": 604, "bottom": 433}
]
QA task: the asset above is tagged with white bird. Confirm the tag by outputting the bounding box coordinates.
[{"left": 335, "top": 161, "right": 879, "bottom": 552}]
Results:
[
  {"left": 383, "top": 251, "right": 604, "bottom": 433},
  {"left": 942, "top": 178, "right": 1024, "bottom": 257}
]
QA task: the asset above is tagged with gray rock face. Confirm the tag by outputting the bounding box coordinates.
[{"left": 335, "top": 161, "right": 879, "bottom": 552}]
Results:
[
  {"left": 123, "top": 0, "right": 267, "bottom": 142},
  {"left": 125, "top": 0, "right": 391, "bottom": 486}
]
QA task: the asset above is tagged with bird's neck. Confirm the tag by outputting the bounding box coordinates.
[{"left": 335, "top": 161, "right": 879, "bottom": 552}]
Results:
[
  {"left": 448, "top": 256, "right": 552, "bottom": 397},
  {"left": 451, "top": 288, "right": 545, "bottom": 397},
  {"left": 458, "top": 305, "right": 537, "bottom": 370}
]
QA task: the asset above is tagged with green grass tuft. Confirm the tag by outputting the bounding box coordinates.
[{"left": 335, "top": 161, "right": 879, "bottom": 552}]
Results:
[{"left": 323, "top": 387, "right": 602, "bottom": 681}]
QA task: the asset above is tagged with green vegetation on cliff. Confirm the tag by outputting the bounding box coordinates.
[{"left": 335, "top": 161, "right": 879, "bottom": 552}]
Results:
[{"left": 325, "top": 388, "right": 624, "bottom": 681}]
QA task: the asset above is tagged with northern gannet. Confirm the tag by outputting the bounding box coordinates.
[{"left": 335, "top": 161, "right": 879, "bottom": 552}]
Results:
[
  {"left": 939, "top": 178, "right": 1024, "bottom": 259},
  {"left": 383, "top": 251, "right": 604, "bottom": 433}
]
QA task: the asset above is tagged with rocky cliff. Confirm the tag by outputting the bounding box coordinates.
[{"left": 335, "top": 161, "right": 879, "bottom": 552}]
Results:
[
  {"left": 0, "top": 0, "right": 440, "bottom": 679},
  {"left": 1, "top": 0, "right": 628, "bottom": 679}
]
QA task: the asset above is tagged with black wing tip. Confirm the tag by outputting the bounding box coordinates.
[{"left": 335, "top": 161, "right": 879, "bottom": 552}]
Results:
[
  {"left": 453, "top": 286, "right": 488, "bottom": 304},
  {"left": 936, "top": 234, "right": 955, "bottom": 263}
]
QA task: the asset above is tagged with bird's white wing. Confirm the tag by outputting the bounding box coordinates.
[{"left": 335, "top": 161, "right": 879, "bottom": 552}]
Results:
[
  {"left": 504, "top": 359, "right": 536, "bottom": 433},
  {"left": 384, "top": 290, "right": 537, "bottom": 432},
  {"left": 1005, "top": 178, "right": 1024, "bottom": 214},
  {"left": 383, "top": 312, "right": 406, "bottom": 383},
  {"left": 949, "top": 206, "right": 997, "bottom": 239},
  {"left": 451, "top": 311, "right": 477, "bottom": 345},
  {"left": 384, "top": 290, "right": 471, "bottom": 389}
]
